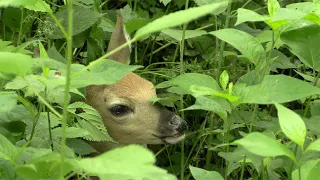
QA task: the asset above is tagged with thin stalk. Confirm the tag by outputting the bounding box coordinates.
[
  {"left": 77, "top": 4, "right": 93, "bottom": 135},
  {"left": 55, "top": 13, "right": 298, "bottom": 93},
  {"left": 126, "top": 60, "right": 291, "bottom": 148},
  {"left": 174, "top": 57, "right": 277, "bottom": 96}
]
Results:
[
  {"left": 240, "top": 156, "right": 246, "bottom": 180},
  {"left": 216, "top": 0, "right": 233, "bottom": 80},
  {"left": 60, "top": 0, "right": 73, "bottom": 178},
  {"left": 249, "top": 104, "right": 258, "bottom": 133},
  {"left": 180, "top": 1, "right": 189, "bottom": 179},
  {"left": 288, "top": 144, "right": 298, "bottom": 180},
  {"left": 17, "top": 8, "right": 24, "bottom": 45},
  {"left": 47, "top": 108, "right": 54, "bottom": 151},
  {"left": 35, "top": 92, "right": 62, "bottom": 119},
  {"left": 204, "top": 114, "right": 214, "bottom": 169}
]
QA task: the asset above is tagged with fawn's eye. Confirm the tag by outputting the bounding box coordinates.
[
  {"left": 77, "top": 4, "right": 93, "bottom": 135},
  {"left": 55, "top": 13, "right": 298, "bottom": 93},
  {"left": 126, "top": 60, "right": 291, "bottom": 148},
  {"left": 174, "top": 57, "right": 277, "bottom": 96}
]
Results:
[{"left": 110, "top": 105, "right": 131, "bottom": 116}]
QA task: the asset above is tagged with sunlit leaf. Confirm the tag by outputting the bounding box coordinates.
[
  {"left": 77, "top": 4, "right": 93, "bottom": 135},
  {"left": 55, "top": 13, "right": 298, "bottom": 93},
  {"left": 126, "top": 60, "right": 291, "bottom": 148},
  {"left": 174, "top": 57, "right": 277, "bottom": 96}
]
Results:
[
  {"left": 0, "top": 52, "right": 34, "bottom": 76},
  {"left": 292, "top": 159, "right": 320, "bottom": 180},
  {"left": 275, "top": 103, "right": 306, "bottom": 148},
  {"left": 268, "top": 0, "right": 281, "bottom": 17},
  {"left": 190, "top": 165, "right": 223, "bottom": 180},
  {"left": 232, "top": 132, "right": 295, "bottom": 161},
  {"left": 0, "top": 0, "right": 37, "bottom": 7},
  {"left": 235, "top": 8, "right": 267, "bottom": 26},
  {"left": 134, "top": 1, "right": 227, "bottom": 39}
]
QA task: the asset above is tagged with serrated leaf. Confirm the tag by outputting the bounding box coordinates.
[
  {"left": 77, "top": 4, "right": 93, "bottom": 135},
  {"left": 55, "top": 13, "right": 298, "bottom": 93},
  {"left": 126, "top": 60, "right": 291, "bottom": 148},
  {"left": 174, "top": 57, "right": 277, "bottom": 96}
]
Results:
[
  {"left": 68, "top": 102, "right": 113, "bottom": 142},
  {"left": 52, "top": 127, "right": 90, "bottom": 139},
  {"left": 281, "top": 25, "right": 320, "bottom": 71},
  {"left": 0, "top": 0, "right": 37, "bottom": 7},
  {"left": 210, "top": 29, "right": 266, "bottom": 65},
  {"left": 0, "top": 91, "right": 17, "bottom": 113},
  {"left": 78, "top": 145, "right": 176, "bottom": 180},
  {"left": 49, "top": 5, "right": 101, "bottom": 39},
  {"left": 0, "top": 52, "right": 34, "bottom": 76},
  {"left": 232, "top": 132, "right": 295, "bottom": 161},
  {"left": 235, "top": 8, "right": 268, "bottom": 26},
  {"left": 134, "top": 1, "right": 227, "bottom": 39},
  {"left": 190, "top": 165, "right": 223, "bottom": 180},
  {"left": 238, "top": 75, "right": 320, "bottom": 104},
  {"left": 275, "top": 103, "right": 306, "bottom": 148}
]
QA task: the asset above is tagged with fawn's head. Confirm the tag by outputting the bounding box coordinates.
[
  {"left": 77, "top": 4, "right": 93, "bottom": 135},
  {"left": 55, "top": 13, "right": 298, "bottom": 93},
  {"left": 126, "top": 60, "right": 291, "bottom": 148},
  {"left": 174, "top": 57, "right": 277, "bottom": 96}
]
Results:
[{"left": 85, "top": 11, "right": 188, "bottom": 152}]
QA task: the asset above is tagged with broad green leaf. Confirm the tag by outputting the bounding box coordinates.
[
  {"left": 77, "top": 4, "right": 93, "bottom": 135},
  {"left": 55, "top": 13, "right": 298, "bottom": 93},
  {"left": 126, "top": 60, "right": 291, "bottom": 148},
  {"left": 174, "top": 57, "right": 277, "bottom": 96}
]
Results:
[
  {"left": 66, "top": 138, "right": 96, "bottom": 155},
  {"left": 268, "top": 0, "right": 281, "bottom": 17},
  {"left": 0, "top": 0, "right": 37, "bottom": 7},
  {"left": 190, "top": 165, "right": 223, "bottom": 180},
  {"left": 281, "top": 25, "right": 320, "bottom": 71},
  {"left": 134, "top": 1, "right": 228, "bottom": 39},
  {"left": 219, "top": 70, "right": 229, "bottom": 90},
  {"left": 68, "top": 102, "right": 114, "bottom": 142},
  {"left": 183, "top": 96, "right": 230, "bottom": 121},
  {"left": 70, "top": 60, "right": 142, "bottom": 88},
  {"left": 156, "top": 73, "right": 220, "bottom": 95},
  {"left": 49, "top": 5, "right": 101, "bottom": 39},
  {"left": 0, "top": 91, "right": 17, "bottom": 113},
  {"left": 5, "top": 75, "right": 45, "bottom": 97},
  {"left": 292, "top": 159, "right": 320, "bottom": 180},
  {"left": 0, "top": 133, "right": 18, "bottom": 162},
  {"left": 238, "top": 75, "right": 320, "bottom": 104},
  {"left": 73, "top": 0, "right": 94, "bottom": 8},
  {"left": 232, "top": 132, "right": 295, "bottom": 161},
  {"left": 0, "top": 52, "right": 34, "bottom": 76},
  {"left": 193, "top": 0, "right": 222, "bottom": 6},
  {"left": 159, "top": 0, "right": 171, "bottom": 6},
  {"left": 24, "top": 0, "right": 51, "bottom": 12},
  {"left": 210, "top": 29, "right": 266, "bottom": 65},
  {"left": 78, "top": 145, "right": 176, "bottom": 180},
  {"left": 235, "top": 8, "right": 267, "bottom": 26},
  {"left": 307, "top": 161, "right": 320, "bottom": 180},
  {"left": 275, "top": 103, "right": 306, "bottom": 148},
  {"left": 306, "top": 138, "right": 320, "bottom": 152},
  {"left": 52, "top": 127, "right": 90, "bottom": 139},
  {"left": 161, "top": 29, "right": 207, "bottom": 41}
]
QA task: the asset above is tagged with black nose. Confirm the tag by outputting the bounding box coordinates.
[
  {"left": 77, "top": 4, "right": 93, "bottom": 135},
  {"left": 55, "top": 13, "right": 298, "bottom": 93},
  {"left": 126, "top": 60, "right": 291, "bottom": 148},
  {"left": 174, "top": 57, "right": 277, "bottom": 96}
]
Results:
[{"left": 169, "top": 115, "right": 188, "bottom": 133}]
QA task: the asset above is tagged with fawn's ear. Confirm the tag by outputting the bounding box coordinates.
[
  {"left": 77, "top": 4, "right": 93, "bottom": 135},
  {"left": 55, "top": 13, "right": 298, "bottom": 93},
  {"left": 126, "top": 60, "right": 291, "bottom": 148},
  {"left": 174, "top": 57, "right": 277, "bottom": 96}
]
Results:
[{"left": 106, "top": 11, "right": 131, "bottom": 65}]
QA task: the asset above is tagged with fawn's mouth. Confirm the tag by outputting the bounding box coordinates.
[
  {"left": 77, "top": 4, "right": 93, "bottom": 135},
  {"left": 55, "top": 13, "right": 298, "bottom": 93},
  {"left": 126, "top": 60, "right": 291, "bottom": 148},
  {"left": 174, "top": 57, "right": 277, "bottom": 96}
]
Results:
[{"left": 153, "top": 133, "right": 186, "bottom": 144}]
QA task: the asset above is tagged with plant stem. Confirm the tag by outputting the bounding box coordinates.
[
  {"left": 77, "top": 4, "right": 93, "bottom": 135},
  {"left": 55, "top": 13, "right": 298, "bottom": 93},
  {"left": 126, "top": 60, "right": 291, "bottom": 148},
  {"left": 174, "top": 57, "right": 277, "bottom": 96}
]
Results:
[
  {"left": 216, "top": 0, "right": 233, "bottom": 80},
  {"left": 240, "top": 156, "right": 246, "bottom": 180},
  {"left": 17, "top": 8, "right": 24, "bottom": 45},
  {"left": 249, "top": 104, "right": 258, "bottom": 133},
  {"left": 60, "top": 0, "right": 73, "bottom": 178},
  {"left": 180, "top": 1, "right": 189, "bottom": 179}
]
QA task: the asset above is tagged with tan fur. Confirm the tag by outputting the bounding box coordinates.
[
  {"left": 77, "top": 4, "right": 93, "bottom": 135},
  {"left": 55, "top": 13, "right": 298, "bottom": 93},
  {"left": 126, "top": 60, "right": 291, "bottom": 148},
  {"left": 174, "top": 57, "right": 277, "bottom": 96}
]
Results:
[{"left": 85, "top": 11, "right": 187, "bottom": 154}]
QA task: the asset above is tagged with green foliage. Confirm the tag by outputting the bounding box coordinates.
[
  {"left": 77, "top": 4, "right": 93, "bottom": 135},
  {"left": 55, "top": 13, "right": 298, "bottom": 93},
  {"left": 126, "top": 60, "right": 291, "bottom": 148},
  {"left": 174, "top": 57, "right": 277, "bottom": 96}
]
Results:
[{"left": 2, "top": 0, "right": 320, "bottom": 179}]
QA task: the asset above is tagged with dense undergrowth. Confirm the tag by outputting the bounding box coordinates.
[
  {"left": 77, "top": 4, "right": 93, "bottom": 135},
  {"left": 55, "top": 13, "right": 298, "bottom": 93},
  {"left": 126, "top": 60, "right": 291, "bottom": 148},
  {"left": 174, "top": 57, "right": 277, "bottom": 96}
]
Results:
[{"left": 1, "top": 0, "right": 320, "bottom": 179}]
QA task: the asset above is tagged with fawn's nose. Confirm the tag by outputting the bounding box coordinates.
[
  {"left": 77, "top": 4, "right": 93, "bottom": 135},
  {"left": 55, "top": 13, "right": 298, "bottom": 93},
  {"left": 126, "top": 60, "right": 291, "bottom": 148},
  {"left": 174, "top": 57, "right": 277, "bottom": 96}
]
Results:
[{"left": 169, "top": 115, "right": 188, "bottom": 133}]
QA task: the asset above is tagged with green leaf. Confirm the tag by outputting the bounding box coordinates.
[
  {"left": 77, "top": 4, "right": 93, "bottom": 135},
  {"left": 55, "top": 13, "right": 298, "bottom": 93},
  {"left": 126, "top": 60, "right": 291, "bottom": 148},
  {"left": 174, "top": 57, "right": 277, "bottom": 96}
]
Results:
[
  {"left": 232, "top": 132, "right": 295, "bottom": 161},
  {"left": 52, "top": 127, "right": 90, "bottom": 139},
  {"left": 24, "top": 0, "right": 51, "bottom": 12},
  {"left": 161, "top": 29, "right": 207, "bottom": 41},
  {"left": 159, "top": 0, "right": 171, "bottom": 6},
  {"left": 190, "top": 165, "right": 223, "bottom": 180},
  {"left": 307, "top": 161, "right": 320, "bottom": 180},
  {"left": 78, "top": 145, "right": 176, "bottom": 180},
  {"left": 275, "top": 103, "right": 306, "bottom": 148},
  {"left": 70, "top": 60, "right": 142, "bottom": 88},
  {"left": 0, "top": 52, "right": 34, "bottom": 76},
  {"left": 238, "top": 75, "right": 320, "bottom": 104},
  {"left": 268, "top": 0, "right": 281, "bottom": 17},
  {"left": 134, "top": 1, "right": 227, "bottom": 39},
  {"left": 73, "top": 0, "right": 94, "bottom": 8},
  {"left": 235, "top": 8, "right": 267, "bottom": 26},
  {"left": 219, "top": 70, "right": 229, "bottom": 90},
  {"left": 156, "top": 73, "right": 220, "bottom": 95},
  {"left": 0, "top": 0, "right": 37, "bottom": 7},
  {"left": 0, "top": 91, "right": 17, "bottom": 113},
  {"left": 281, "top": 25, "right": 320, "bottom": 71},
  {"left": 49, "top": 5, "right": 101, "bottom": 39},
  {"left": 68, "top": 102, "right": 114, "bottom": 142},
  {"left": 183, "top": 96, "right": 230, "bottom": 121},
  {"left": 66, "top": 138, "right": 96, "bottom": 155},
  {"left": 305, "top": 138, "right": 320, "bottom": 152},
  {"left": 0, "top": 133, "right": 18, "bottom": 162},
  {"left": 210, "top": 29, "right": 266, "bottom": 65},
  {"left": 292, "top": 159, "right": 320, "bottom": 180}
]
